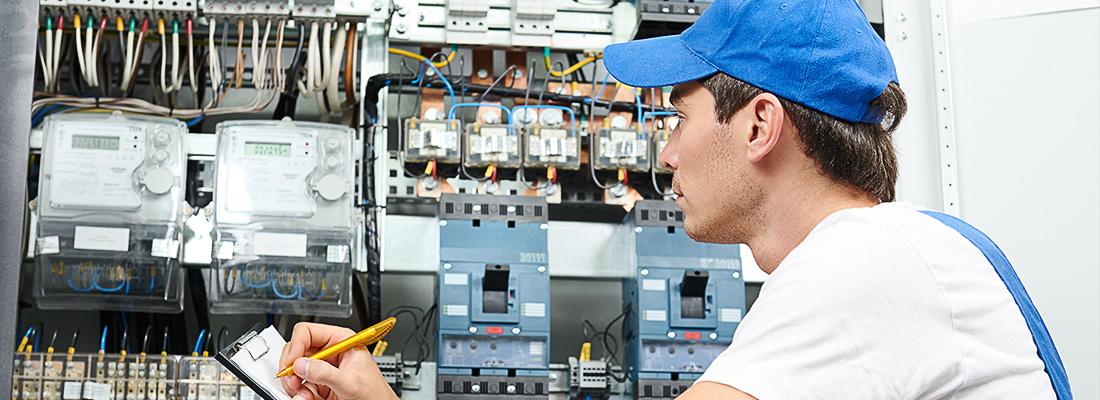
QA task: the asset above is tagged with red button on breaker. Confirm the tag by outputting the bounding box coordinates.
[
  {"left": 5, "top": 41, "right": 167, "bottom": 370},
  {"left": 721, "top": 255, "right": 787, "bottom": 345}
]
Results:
[
  {"left": 685, "top": 332, "right": 701, "bottom": 340},
  {"left": 486, "top": 326, "right": 504, "bottom": 334}
]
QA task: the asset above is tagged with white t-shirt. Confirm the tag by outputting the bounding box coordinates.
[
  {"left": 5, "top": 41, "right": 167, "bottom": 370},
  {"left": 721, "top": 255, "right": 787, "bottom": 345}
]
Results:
[{"left": 697, "top": 202, "right": 1056, "bottom": 399}]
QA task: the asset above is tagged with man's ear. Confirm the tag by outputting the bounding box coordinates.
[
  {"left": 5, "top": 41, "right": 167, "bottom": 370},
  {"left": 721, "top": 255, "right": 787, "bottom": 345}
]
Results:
[{"left": 745, "top": 93, "right": 785, "bottom": 164}]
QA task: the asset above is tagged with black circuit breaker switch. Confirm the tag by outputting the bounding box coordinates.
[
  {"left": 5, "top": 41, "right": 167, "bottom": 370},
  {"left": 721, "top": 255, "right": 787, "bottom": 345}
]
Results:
[
  {"left": 680, "top": 270, "right": 709, "bottom": 319},
  {"left": 483, "top": 264, "right": 511, "bottom": 314}
]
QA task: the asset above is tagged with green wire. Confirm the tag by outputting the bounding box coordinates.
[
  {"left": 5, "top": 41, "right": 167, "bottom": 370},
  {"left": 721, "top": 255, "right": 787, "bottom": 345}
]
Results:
[
  {"left": 46, "top": 16, "right": 52, "bottom": 31},
  {"left": 172, "top": 19, "right": 178, "bottom": 35},
  {"left": 129, "top": 17, "right": 136, "bottom": 32},
  {"left": 87, "top": 14, "right": 93, "bottom": 29}
]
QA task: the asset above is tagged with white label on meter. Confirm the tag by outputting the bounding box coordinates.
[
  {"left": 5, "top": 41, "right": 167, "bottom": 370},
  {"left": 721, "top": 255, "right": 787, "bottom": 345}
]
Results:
[
  {"left": 224, "top": 129, "right": 318, "bottom": 216},
  {"left": 48, "top": 121, "right": 145, "bottom": 209},
  {"left": 253, "top": 232, "right": 307, "bottom": 257},
  {"left": 74, "top": 226, "right": 130, "bottom": 252}
]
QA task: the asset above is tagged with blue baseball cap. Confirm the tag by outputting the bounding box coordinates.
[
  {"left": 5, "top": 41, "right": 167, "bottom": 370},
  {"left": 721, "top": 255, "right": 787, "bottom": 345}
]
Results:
[{"left": 603, "top": 0, "right": 898, "bottom": 123}]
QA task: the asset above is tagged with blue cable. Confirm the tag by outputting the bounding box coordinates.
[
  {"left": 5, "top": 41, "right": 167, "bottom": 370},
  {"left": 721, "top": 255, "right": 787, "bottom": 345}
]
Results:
[
  {"left": 240, "top": 270, "right": 273, "bottom": 289},
  {"left": 99, "top": 327, "right": 108, "bottom": 352},
  {"left": 120, "top": 312, "right": 127, "bottom": 328},
  {"left": 410, "top": 59, "right": 456, "bottom": 113},
  {"left": 448, "top": 103, "right": 513, "bottom": 122},
  {"left": 271, "top": 273, "right": 301, "bottom": 299},
  {"left": 632, "top": 87, "right": 644, "bottom": 124},
  {"left": 67, "top": 267, "right": 95, "bottom": 292},
  {"left": 193, "top": 329, "right": 206, "bottom": 354},
  {"left": 641, "top": 111, "right": 678, "bottom": 133},
  {"left": 186, "top": 116, "right": 203, "bottom": 127},
  {"left": 91, "top": 266, "right": 127, "bottom": 292}
]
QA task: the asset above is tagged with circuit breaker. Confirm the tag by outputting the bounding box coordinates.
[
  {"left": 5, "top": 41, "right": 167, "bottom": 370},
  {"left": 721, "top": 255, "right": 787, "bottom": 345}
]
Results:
[
  {"left": 33, "top": 113, "right": 187, "bottom": 313},
  {"left": 208, "top": 120, "right": 355, "bottom": 317},
  {"left": 622, "top": 200, "right": 744, "bottom": 399},
  {"left": 436, "top": 194, "right": 551, "bottom": 400}
]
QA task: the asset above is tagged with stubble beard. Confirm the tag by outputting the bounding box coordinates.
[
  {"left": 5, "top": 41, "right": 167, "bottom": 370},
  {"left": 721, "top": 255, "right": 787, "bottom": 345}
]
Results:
[{"left": 676, "top": 165, "right": 763, "bottom": 245}]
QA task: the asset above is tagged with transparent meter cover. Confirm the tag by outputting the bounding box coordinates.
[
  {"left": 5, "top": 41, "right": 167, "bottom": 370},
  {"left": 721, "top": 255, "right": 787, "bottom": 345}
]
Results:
[
  {"left": 210, "top": 120, "right": 356, "bottom": 317},
  {"left": 33, "top": 112, "right": 188, "bottom": 313}
]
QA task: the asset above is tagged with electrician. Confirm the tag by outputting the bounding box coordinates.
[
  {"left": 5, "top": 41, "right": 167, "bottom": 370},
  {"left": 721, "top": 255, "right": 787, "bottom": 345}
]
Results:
[{"left": 277, "top": 0, "right": 1068, "bottom": 399}]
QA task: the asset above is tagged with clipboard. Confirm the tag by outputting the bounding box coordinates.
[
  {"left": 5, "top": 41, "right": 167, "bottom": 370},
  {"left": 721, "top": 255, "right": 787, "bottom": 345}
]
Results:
[{"left": 215, "top": 324, "right": 293, "bottom": 400}]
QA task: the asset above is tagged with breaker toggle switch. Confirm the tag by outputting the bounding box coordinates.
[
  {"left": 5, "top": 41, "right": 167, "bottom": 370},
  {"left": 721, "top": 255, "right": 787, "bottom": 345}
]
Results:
[
  {"left": 483, "top": 264, "right": 510, "bottom": 313},
  {"left": 680, "top": 270, "right": 709, "bottom": 319}
]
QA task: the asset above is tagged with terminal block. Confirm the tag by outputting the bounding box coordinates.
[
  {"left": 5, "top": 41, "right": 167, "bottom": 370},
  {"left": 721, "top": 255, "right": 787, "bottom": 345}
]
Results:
[
  {"left": 374, "top": 353, "right": 404, "bottom": 397},
  {"left": 623, "top": 200, "right": 745, "bottom": 399},
  {"left": 524, "top": 125, "right": 580, "bottom": 169},
  {"left": 152, "top": 0, "right": 197, "bottom": 20},
  {"left": 293, "top": 0, "right": 336, "bottom": 21},
  {"left": 437, "top": 194, "right": 552, "bottom": 400},
  {"left": 511, "top": 0, "right": 556, "bottom": 47},
  {"left": 594, "top": 128, "right": 650, "bottom": 171},
  {"left": 205, "top": 0, "right": 290, "bottom": 19},
  {"left": 405, "top": 118, "right": 462, "bottom": 163},
  {"left": 568, "top": 357, "right": 611, "bottom": 400},
  {"left": 11, "top": 352, "right": 176, "bottom": 400},
  {"left": 445, "top": 0, "right": 490, "bottom": 45},
  {"left": 464, "top": 123, "right": 520, "bottom": 168}
]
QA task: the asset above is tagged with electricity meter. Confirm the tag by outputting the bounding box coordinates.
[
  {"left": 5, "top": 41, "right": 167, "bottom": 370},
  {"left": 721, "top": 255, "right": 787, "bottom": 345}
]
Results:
[
  {"left": 594, "top": 127, "right": 651, "bottom": 171},
  {"left": 404, "top": 118, "right": 462, "bottom": 163},
  {"left": 209, "top": 120, "right": 355, "bottom": 317},
  {"left": 464, "top": 123, "right": 520, "bottom": 168},
  {"left": 33, "top": 112, "right": 187, "bottom": 313}
]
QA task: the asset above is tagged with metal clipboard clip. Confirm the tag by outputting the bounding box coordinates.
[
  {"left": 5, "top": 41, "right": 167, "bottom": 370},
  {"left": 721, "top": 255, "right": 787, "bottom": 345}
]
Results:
[{"left": 234, "top": 330, "right": 269, "bottom": 361}]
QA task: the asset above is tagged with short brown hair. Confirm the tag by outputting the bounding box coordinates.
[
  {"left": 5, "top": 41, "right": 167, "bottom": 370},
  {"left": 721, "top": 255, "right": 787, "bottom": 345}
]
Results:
[{"left": 699, "top": 72, "right": 907, "bottom": 202}]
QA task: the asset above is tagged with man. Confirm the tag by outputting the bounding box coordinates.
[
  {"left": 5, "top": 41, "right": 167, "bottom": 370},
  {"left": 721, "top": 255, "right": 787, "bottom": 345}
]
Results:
[{"left": 278, "top": 0, "right": 1065, "bottom": 399}]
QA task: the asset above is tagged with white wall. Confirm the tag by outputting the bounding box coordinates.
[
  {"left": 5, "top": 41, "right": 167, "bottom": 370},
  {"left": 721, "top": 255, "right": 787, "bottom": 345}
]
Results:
[{"left": 948, "top": 6, "right": 1100, "bottom": 398}]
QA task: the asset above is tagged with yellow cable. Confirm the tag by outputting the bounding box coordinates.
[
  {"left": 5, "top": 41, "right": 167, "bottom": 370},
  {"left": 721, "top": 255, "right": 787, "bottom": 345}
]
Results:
[
  {"left": 372, "top": 341, "right": 388, "bottom": 356},
  {"left": 388, "top": 45, "right": 457, "bottom": 68},
  {"left": 544, "top": 49, "right": 601, "bottom": 78},
  {"left": 580, "top": 342, "right": 591, "bottom": 361},
  {"left": 116, "top": 16, "right": 124, "bottom": 32},
  {"left": 16, "top": 337, "right": 28, "bottom": 353}
]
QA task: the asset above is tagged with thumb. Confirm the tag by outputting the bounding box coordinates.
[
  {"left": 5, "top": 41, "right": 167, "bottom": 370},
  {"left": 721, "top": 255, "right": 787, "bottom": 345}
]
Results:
[{"left": 293, "top": 358, "right": 359, "bottom": 397}]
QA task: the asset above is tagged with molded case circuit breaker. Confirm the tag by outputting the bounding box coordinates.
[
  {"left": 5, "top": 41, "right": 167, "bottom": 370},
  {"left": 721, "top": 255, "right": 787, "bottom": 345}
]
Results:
[
  {"left": 436, "top": 194, "right": 551, "bottom": 400},
  {"left": 622, "top": 200, "right": 745, "bottom": 399},
  {"left": 33, "top": 113, "right": 187, "bottom": 313}
]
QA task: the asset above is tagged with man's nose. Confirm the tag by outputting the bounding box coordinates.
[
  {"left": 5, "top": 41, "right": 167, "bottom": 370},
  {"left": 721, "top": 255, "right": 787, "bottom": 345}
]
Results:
[{"left": 658, "top": 131, "right": 679, "bottom": 171}]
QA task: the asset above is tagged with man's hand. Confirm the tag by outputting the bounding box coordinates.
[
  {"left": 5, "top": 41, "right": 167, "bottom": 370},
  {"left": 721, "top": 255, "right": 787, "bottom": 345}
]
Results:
[{"left": 279, "top": 322, "right": 398, "bottom": 400}]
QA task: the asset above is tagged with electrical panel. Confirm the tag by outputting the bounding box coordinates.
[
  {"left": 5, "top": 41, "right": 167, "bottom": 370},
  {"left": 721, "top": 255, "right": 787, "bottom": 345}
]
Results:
[
  {"left": 445, "top": 0, "right": 490, "bottom": 45},
  {"left": 510, "top": 0, "right": 555, "bottom": 47},
  {"left": 622, "top": 200, "right": 744, "bottom": 399},
  {"left": 33, "top": 113, "right": 187, "bottom": 313},
  {"left": 208, "top": 120, "right": 356, "bottom": 316},
  {"left": 652, "top": 128, "right": 672, "bottom": 174},
  {"left": 436, "top": 194, "right": 551, "bottom": 399}
]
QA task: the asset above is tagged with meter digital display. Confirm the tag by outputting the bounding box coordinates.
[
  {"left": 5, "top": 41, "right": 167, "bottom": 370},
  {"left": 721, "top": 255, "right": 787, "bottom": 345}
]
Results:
[
  {"left": 244, "top": 142, "right": 292, "bottom": 157},
  {"left": 71, "top": 135, "right": 120, "bottom": 150}
]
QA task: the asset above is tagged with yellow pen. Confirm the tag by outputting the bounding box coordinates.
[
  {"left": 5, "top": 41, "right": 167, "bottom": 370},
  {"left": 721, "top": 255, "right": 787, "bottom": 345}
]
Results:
[{"left": 275, "top": 317, "right": 397, "bottom": 378}]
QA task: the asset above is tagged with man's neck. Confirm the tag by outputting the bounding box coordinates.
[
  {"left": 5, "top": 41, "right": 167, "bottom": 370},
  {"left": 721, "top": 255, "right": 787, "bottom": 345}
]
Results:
[{"left": 746, "top": 182, "right": 879, "bottom": 274}]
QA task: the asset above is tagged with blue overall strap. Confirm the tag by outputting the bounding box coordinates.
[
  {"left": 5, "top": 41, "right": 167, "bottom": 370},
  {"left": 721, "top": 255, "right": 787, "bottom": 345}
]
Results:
[{"left": 921, "top": 211, "right": 1072, "bottom": 399}]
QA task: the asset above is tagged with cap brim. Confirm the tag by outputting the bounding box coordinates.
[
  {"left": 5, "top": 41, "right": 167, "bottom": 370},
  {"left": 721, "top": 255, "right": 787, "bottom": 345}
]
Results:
[{"left": 603, "top": 35, "right": 718, "bottom": 88}]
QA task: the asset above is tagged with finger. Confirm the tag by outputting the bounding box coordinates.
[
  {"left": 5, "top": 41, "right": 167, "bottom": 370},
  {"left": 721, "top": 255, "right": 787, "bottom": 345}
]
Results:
[
  {"left": 289, "top": 385, "right": 313, "bottom": 400},
  {"left": 282, "top": 374, "right": 302, "bottom": 394},
  {"left": 293, "top": 358, "right": 361, "bottom": 398}
]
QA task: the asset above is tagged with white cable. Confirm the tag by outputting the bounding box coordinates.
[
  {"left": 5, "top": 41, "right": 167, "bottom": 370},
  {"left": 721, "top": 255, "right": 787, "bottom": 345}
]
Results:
[
  {"left": 318, "top": 21, "right": 332, "bottom": 92},
  {"left": 84, "top": 25, "right": 95, "bottom": 85},
  {"left": 52, "top": 25, "right": 63, "bottom": 92},
  {"left": 326, "top": 23, "right": 346, "bottom": 115},
  {"left": 122, "top": 28, "right": 135, "bottom": 90},
  {"left": 91, "top": 24, "right": 104, "bottom": 87},
  {"left": 187, "top": 20, "right": 197, "bottom": 94},
  {"left": 302, "top": 21, "right": 319, "bottom": 97},
  {"left": 250, "top": 19, "right": 260, "bottom": 88},
  {"left": 207, "top": 17, "right": 220, "bottom": 102},
  {"left": 171, "top": 28, "right": 183, "bottom": 91},
  {"left": 257, "top": 19, "right": 272, "bottom": 90},
  {"left": 274, "top": 19, "right": 285, "bottom": 93},
  {"left": 159, "top": 29, "right": 170, "bottom": 94},
  {"left": 74, "top": 23, "right": 88, "bottom": 86},
  {"left": 43, "top": 28, "right": 54, "bottom": 91}
]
